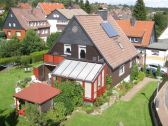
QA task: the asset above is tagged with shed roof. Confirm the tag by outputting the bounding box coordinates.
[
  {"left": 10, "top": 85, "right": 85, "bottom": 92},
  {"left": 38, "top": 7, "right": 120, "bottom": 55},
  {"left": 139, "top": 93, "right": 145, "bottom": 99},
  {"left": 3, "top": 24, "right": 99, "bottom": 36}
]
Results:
[
  {"left": 52, "top": 59, "right": 104, "bottom": 82},
  {"left": 14, "top": 83, "right": 61, "bottom": 104},
  {"left": 148, "top": 39, "right": 168, "bottom": 50}
]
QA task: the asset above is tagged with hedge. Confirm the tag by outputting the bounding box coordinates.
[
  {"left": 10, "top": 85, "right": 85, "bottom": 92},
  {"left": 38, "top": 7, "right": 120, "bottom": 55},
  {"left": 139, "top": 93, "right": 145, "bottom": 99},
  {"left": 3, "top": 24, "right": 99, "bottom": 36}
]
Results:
[{"left": 0, "top": 50, "right": 48, "bottom": 65}]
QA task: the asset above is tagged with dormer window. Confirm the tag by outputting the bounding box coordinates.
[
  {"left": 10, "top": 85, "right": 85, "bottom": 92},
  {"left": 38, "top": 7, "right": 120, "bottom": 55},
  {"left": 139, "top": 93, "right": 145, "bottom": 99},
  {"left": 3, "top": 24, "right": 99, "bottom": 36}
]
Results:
[
  {"left": 64, "top": 44, "right": 71, "bottom": 55},
  {"left": 53, "top": 14, "right": 59, "bottom": 18},
  {"left": 78, "top": 45, "right": 86, "bottom": 59},
  {"left": 10, "top": 14, "right": 13, "bottom": 17},
  {"left": 9, "top": 23, "right": 11, "bottom": 27}
]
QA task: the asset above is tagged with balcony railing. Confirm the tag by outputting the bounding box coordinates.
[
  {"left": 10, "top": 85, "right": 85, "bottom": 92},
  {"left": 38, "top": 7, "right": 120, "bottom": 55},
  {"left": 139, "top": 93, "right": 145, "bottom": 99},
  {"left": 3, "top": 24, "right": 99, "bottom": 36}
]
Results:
[{"left": 43, "top": 54, "right": 64, "bottom": 65}]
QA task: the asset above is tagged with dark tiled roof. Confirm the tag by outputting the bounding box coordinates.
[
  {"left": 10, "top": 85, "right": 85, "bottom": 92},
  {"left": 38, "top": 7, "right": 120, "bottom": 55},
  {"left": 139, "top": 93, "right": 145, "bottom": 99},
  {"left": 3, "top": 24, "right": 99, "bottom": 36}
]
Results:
[
  {"left": 75, "top": 15, "right": 138, "bottom": 69},
  {"left": 148, "top": 39, "right": 168, "bottom": 50},
  {"left": 14, "top": 83, "right": 61, "bottom": 104}
]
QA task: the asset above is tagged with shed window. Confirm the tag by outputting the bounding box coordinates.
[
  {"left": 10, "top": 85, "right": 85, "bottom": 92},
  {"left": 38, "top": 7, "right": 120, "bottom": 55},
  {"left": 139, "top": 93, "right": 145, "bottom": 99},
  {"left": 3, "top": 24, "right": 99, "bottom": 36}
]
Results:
[
  {"left": 8, "top": 31, "right": 11, "bottom": 36},
  {"left": 78, "top": 45, "right": 86, "bottom": 59},
  {"left": 64, "top": 44, "right": 71, "bottom": 55},
  {"left": 119, "top": 65, "right": 125, "bottom": 76},
  {"left": 16, "top": 31, "right": 21, "bottom": 37}
]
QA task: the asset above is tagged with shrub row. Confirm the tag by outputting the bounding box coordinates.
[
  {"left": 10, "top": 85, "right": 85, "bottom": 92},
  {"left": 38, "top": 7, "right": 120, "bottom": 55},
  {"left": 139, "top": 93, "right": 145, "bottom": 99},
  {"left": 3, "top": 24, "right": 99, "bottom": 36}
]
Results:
[{"left": 0, "top": 50, "right": 48, "bottom": 66}]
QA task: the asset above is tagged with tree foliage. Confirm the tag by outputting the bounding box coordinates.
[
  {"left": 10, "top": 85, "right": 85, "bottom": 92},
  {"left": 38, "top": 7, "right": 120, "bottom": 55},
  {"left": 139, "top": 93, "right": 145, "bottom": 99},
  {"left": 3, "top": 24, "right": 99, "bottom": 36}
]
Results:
[
  {"left": 20, "top": 29, "right": 45, "bottom": 55},
  {"left": 130, "top": 64, "right": 139, "bottom": 81},
  {"left": 153, "top": 12, "right": 168, "bottom": 36},
  {"left": 133, "top": 0, "right": 147, "bottom": 20},
  {"left": 84, "top": 0, "right": 91, "bottom": 13},
  {"left": 0, "top": 36, "right": 21, "bottom": 58},
  {"left": 47, "top": 32, "right": 61, "bottom": 49},
  {"left": 54, "top": 81, "right": 83, "bottom": 115}
]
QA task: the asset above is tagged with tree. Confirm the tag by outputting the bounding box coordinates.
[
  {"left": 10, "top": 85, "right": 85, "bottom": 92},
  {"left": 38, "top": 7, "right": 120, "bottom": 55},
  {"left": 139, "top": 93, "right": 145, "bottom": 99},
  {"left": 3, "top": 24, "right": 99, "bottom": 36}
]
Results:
[
  {"left": 153, "top": 12, "right": 168, "bottom": 36},
  {"left": 47, "top": 32, "right": 61, "bottom": 49},
  {"left": 133, "top": 0, "right": 147, "bottom": 20},
  {"left": 130, "top": 64, "right": 139, "bottom": 81},
  {"left": 20, "top": 29, "right": 45, "bottom": 55},
  {"left": 85, "top": 0, "right": 91, "bottom": 13},
  {"left": 79, "top": 0, "right": 85, "bottom": 10},
  {"left": 0, "top": 35, "right": 21, "bottom": 57}
]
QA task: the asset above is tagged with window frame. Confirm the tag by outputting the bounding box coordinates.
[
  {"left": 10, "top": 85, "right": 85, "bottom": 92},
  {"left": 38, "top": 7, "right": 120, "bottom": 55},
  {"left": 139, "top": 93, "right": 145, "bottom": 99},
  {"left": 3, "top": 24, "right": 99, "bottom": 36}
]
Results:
[
  {"left": 64, "top": 44, "right": 71, "bottom": 55},
  {"left": 16, "top": 31, "right": 21, "bottom": 37},
  {"left": 78, "top": 45, "right": 86, "bottom": 59},
  {"left": 119, "top": 65, "right": 125, "bottom": 76}
]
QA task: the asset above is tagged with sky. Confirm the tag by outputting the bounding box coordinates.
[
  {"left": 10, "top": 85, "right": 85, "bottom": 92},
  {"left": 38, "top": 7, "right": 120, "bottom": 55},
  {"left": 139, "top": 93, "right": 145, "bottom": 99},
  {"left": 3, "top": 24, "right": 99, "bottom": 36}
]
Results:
[{"left": 88, "top": 0, "right": 168, "bottom": 8}]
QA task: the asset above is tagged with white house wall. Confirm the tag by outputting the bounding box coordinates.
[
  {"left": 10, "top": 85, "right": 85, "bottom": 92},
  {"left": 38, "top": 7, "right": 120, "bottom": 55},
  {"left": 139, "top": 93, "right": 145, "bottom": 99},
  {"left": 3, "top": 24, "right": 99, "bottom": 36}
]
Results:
[
  {"left": 85, "top": 82, "right": 91, "bottom": 99},
  {"left": 48, "top": 19, "right": 57, "bottom": 33},
  {"left": 146, "top": 49, "right": 167, "bottom": 67}
]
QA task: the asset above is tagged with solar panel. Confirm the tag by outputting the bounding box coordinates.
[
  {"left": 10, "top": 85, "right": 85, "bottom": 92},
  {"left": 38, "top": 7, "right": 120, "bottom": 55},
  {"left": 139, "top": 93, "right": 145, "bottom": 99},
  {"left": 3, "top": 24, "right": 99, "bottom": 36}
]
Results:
[{"left": 101, "top": 22, "right": 118, "bottom": 38}]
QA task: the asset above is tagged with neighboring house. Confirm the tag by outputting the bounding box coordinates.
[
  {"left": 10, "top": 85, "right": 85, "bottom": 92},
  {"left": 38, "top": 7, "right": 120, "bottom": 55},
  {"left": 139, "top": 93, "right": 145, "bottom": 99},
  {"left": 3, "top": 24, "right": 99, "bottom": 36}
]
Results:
[
  {"left": 3, "top": 8, "right": 50, "bottom": 41},
  {"left": 18, "top": 3, "right": 32, "bottom": 9},
  {"left": 146, "top": 39, "right": 168, "bottom": 67},
  {"left": 111, "top": 6, "right": 132, "bottom": 20},
  {"left": 47, "top": 9, "right": 88, "bottom": 33},
  {"left": 36, "top": 2, "right": 64, "bottom": 16},
  {"left": 158, "top": 27, "right": 168, "bottom": 40},
  {"left": 116, "top": 19, "right": 157, "bottom": 65}
]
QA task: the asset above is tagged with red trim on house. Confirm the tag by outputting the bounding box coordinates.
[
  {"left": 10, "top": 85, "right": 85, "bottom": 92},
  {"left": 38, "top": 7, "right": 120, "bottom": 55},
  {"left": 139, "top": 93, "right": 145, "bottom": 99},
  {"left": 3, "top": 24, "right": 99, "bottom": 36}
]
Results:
[
  {"left": 33, "top": 67, "right": 39, "bottom": 80},
  {"left": 43, "top": 54, "right": 64, "bottom": 65},
  {"left": 3, "top": 29, "right": 26, "bottom": 40},
  {"left": 57, "top": 77, "right": 61, "bottom": 84},
  {"left": 51, "top": 76, "right": 55, "bottom": 87},
  {"left": 82, "top": 81, "right": 85, "bottom": 100},
  {"left": 91, "top": 82, "right": 94, "bottom": 101}
]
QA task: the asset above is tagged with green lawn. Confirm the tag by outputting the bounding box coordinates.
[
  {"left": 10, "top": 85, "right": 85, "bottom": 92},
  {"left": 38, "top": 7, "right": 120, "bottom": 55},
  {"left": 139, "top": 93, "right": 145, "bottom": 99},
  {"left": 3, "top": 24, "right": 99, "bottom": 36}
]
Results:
[{"left": 64, "top": 82, "right": 157, "bottom": 126}]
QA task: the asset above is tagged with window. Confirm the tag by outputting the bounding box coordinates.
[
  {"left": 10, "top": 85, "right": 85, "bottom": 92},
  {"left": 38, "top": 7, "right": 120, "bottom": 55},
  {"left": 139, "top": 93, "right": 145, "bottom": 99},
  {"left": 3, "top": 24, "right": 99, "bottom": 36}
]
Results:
[
  {"left": 53, "top": 14, "right": 59, "bottom": 18},
  {"left": 98, "top": 75, "right": 101, "bottom": 87},
  {"left": 78, "top": 45, "right": 86, "bottom": 59},
  {"left": 64, "top": 44, "right": 71, "bottom": 55},
  {"left": 10, "top": 14, "right": 13, "bottom": 17},
  {"left": 8, "top": 31, "right": 11, "bottom": 36},
  {"left": 16, "top": 31, "right": 21, "bottom": 37},
  {"left": 9, "top": 23, "right": 11, "bottom": 27},
  {"left": 119, "top": 65, "right": 125, "bottom": 76},
  {"left": 42, "top": 30, "right": 45, "bottom": 34},
  {"left": 13, "top": 23, "right": 16, "bottom": 27},
  {"left": 45, "top": 29, "right": 48, "bottom": 34},
  {"left": 134, "top": 38, "right": 138, "bottom": 42},
  {"left": 118, "top": 42, "right": 124, "bottom": 49},
  {"left": 151, "top": 50, "right": 159, "bottom": 56}
]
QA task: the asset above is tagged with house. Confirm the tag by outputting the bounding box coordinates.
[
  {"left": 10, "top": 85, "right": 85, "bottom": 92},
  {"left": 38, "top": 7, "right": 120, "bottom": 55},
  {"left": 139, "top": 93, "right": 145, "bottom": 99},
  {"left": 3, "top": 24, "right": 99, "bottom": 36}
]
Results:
[
  {"left": 158, "top": 27, "right": 168, "bottom": 40},
  {"left": 36, "top": 2, "right": 64, "bottom": 16},
  {"left": 146, "top": 39, "right": 168, "bottom": 67},
  {"left": 14, "top": 83, "right": 61, "bottom": 114},
  {"left": 34, "top": 10, "right": 138, "bottom": 102},
  {"left": 116, "top": 19, "right": 157, "bottom": 65},
  {"left": 3, "top": 8, "right": 50, "bottom": 41},
  {"left": 18, "top": 3, "right": 32, "bottom": 9},
  {"left": 47, "top": 9, "right": 88, "bottom": 33},
  {"left": 111, "top": 6, "right": 132, "bottom": 20}
]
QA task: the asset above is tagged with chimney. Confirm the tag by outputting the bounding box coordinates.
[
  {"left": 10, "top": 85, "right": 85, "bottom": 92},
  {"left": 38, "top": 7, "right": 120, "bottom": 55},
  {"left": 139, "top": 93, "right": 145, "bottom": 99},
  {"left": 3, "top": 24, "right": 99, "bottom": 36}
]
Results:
[
  {"left": 130, "top": 17, "right": 136, "bottom": 27},
  {"left": 97, "top": 9, "right": 108, "bottom": 21}
]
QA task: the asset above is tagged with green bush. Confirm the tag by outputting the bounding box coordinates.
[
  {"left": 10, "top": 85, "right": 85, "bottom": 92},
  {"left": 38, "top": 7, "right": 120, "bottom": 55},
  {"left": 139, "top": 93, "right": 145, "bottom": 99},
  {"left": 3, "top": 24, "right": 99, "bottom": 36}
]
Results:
[
  {"left": 94, "top": 95, "right": 106, "bottom": 107},
  {"left": 130, "top": 64, "right": 139, "bottom": 81},
  {"left": 0, "top": 31, "right": 5, "bottom": 38},
  {"left": 138, "top": 71, "right": 146, "bottom": 81},
  {"left": 20, "top": 55, "right": 31, "bottom": 67},
  {"left": 30, "top": 50, "right": 48, "bottom": 63},
  {"left": 83, "top": 104, "right": 94, "bottom": 114},
  {"left": 0, "top": 56, "right": 18, "bottom": 65}
]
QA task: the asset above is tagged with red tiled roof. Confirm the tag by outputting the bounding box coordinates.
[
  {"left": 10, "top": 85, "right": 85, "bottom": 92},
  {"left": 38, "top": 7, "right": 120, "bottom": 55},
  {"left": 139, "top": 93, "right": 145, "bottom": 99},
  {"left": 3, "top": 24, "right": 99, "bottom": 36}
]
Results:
[
  {"left": 75, "top": 15, "right": 138, "bottom": 69},
  {"left": 18, "top": 3, "right": 32, "bottom": 9},
  {"left": 116, "top": 19, "right": 155, "bottom": 47},
  {"left": 14, "top": 83, "right": 61, "bottom": 104},
  {"left": 37, "top": 2, "right": 64, "bottom": 15}
]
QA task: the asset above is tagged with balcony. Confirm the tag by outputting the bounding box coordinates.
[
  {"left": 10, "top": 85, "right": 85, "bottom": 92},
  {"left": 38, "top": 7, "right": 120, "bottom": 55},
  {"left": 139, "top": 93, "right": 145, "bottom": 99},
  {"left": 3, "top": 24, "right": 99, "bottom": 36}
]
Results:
[{"left": 43, "top": 54, "right": 64, "bottom": 65}]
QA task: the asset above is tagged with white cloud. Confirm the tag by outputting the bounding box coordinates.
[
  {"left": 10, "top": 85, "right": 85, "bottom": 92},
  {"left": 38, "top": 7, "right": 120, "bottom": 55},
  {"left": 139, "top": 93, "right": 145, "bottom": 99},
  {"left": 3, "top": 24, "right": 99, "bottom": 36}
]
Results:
[{"left": 88, "top": 0, "right": 168, "bottom": 8}]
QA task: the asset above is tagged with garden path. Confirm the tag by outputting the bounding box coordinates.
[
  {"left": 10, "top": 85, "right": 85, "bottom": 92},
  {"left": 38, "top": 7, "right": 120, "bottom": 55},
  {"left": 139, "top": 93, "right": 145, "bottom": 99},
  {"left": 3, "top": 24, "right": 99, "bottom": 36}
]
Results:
[{"left": 121, "top": 77, "right": 156, "bottom": 101}]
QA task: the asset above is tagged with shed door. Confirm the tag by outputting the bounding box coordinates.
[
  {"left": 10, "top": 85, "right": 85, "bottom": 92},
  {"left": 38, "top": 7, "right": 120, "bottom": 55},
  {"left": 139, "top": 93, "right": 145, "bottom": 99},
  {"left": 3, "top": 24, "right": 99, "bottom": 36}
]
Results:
[{"left": 85, "top": 82, "right": 91, "bottom": 99}]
